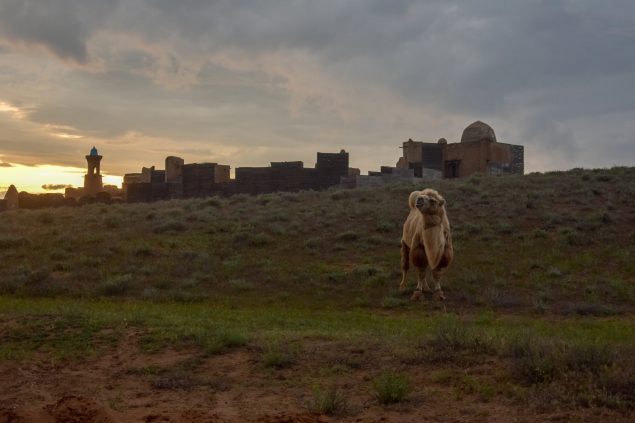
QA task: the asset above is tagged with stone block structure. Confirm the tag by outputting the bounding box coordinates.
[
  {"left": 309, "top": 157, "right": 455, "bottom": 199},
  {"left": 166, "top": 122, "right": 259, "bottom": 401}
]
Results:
[
  {"left": 124, "top": 151, "right": 350, "bottom": 202},
  {"left": 396, "top": 121, "right": 524, "bottom": 179},
  {"left": 4, "top": 185, "right": 18, "bottom": 210}
]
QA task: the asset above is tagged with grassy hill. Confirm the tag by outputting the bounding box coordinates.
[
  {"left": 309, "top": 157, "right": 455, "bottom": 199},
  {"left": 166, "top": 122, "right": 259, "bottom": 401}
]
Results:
[
  {"left": 2, "top": 166, "right": 634, "bottom": 312},
  {"left": 1, "top": 166, "right": 634, "bottom": 419}
]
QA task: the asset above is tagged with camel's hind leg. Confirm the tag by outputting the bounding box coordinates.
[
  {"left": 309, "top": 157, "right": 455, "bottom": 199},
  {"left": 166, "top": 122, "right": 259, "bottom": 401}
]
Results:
[
  {"left": 399, "top": 241, "right": 409, "bottom": 289},
  {"left": 431, "top": 245, "right": 453, "bottom": 301}
]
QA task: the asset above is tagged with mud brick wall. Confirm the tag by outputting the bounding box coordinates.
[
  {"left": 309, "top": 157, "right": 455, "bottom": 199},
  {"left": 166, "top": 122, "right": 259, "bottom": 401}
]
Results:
[
  {"left": 271, "top": 162, "right": 304, "bottom": 192},
  {"left": 17, "top": 192, "right": 65, "bottom": 209},
  {"left": 355, "top": 175, "right": 384, "bottom": 188},
  {"left": 409, "top": 163, "right": 423, "bottom": 178},
  {"left": 167, "top": 181, "right": 183, "bottom": 200},
  {"left": 339, "top": 176, "right": 357, "bottom": 189},
  {"left": 421, "top": 143, "right": 444, "bottom": 172},
  {"left": 316, "top": 152, "right": 349, "bottom": 190},
  {"left": 126, "top": 183, "right": 152, "bottom": 202},
  {"left": 235, "top": 167, "right": 272, "bottom": 195},
  {"left": 510, "top": 144, "right": 524, "bottom": 175},
  {"left": 126, "top": 182, "right": 170, "bottom": 203},
  {"left": 381, "top": 167, "right": 415, "bottom": 184},
  {"left": 182, "top": 163, "right": 217, "bottom": 198},
  {"left": 299, "top": 168, "right": 320, "bottom": 191},
  {"left": 421, "top": 167, "right": 442, "bottom": 180}
]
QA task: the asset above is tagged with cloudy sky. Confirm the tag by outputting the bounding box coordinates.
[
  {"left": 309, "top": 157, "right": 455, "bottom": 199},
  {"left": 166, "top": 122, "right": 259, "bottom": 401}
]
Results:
[{"left": 1, "top": 0, "right": 634, "bottom": 196}]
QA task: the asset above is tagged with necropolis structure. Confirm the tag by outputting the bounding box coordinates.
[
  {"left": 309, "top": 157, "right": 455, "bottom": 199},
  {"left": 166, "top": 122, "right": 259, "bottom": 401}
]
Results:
[{"left": 123, "top": 151, "right": 350, "bottom": 202}]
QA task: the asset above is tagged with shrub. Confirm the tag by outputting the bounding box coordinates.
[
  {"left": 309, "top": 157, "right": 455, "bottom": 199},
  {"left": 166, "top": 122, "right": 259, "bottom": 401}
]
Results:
[
  {"left": 364, "top": 272, "right": 389, "bottom": 288},
  {"left": 0, "top": 236, "right": 31, "bottom": 248},
  {"left": 100, "top": 274, "right": 134, "bottom": 296},
  {"left": 105, "top": 215, "right": 122, "bottom": 228},
  {"left": 198, "top": 329, "right": 248, "bottom": 355},
  {"left": 497, "top": 222, "right": 514, "bottom": 235},
  {"left": 330, "top": 190, "right": 348, "bottom": 201},
  {"left": 304, "top": 236, "right": 324, "bottom": 250},
  {"left": 36, "top": 212, "right": 54, "bottom": 224},
  {"left": 201, "top": 196, "right": 222, "bottom": 207},
  {"left": 564, "top": 344, "right": 613, "bottom": 375},
  {"left": 376, "top": 221, "right": 395, "bottom": 233},
  {"left": 380, "top": 296, "right": 407, "bottom": 309},
  {"left": 426, "top": 318, "right": 494, "bottom": 355},
  {"left": 131, "top": 242, "right": 154, "bottom": 256},
  {"left": 337, "top": 231, "right": 359, "bottom": 242},
  {"left": 307, "top": 384, "right": 346, "bottom": 415},
  {"left": 351, "top": 265, "right": 381, "bottom": 279},
  {"left": 231, "top": 231, "right": 252, "bottom": 245},
  {"left": 229, "top": 278, "right": 254, "bottom": 291},
  {"left": 464, "top": 222, "right": 483, "bottom": 234},
  {"left": 262, "top": 342, "right": 296, "bottom": 369},
  {"left": 153, "top": 220, "right": 186, "bottom": 234},
  {"left": 247, "top": 233, "right": 272, "bottom": 247},
  {"left": 532, "top": 229, "right": 548, "bottom": 238},
  {"left": 372, "top": 370, "right": 410, "bottom": 404},
  {"left": 589, "top": 210, "right": 614, "bottom": 225},
  {"left": 512, "top": 342, "right": 560, "bottom": 385},
  {"left": 556, "top": 227, "right": 585, "bottom": 247}
]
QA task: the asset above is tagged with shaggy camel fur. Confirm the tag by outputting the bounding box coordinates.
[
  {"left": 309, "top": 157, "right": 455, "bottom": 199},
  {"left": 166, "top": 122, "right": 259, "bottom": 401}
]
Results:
[{"left": 399, "top": 189, "right": 453, "bottom": 301}]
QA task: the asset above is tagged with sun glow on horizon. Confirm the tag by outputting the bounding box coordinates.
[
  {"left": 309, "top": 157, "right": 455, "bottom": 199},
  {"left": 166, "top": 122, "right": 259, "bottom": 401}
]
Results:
[{"left": 0, "top": 163, "right": 123, "bottom": 198}]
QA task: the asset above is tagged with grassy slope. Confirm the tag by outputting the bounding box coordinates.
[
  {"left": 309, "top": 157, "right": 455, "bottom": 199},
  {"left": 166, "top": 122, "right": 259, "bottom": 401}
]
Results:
[{"left": 1, "top": 166, "right": 635, "bottom": 411}]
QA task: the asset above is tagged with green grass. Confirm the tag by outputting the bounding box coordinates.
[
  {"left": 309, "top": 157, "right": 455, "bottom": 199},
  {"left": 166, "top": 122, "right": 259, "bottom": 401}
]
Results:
[{"left": 2, "top": 167, "right": 635, "bottom": 412}]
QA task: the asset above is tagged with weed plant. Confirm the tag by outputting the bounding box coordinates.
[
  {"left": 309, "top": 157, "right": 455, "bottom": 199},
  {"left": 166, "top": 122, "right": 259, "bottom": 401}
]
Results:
[{"left": 372, "top": 370, "right": 411, "bottom": 404}]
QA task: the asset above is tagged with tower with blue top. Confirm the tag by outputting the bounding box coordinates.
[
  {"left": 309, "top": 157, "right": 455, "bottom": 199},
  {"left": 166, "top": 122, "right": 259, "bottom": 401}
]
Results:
[{"left": 84, "top": 146, "right": 103, "bottom": 196}]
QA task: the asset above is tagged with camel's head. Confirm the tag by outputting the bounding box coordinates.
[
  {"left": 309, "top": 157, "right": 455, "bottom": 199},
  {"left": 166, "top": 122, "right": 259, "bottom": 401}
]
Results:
[{"left": 415, "top": 193, "right": 446, "bottom": 216}]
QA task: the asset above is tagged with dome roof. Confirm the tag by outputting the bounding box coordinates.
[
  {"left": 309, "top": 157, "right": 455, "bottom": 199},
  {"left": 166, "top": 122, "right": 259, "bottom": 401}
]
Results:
[
  {"left": 90, "top": 146, "right": 98, "bottom": 156},
  {"left": 460, "top": 121, "right": 497, "bottom": 143}
]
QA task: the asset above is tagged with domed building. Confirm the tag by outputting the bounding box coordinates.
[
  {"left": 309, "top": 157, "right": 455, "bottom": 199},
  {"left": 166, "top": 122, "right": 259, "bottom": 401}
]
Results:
[
  {"left": 396, "top": 121, "right": 524, "bottom": 179},
  {"left": 460, "top": 121, "right": 497, "bottom": 143}
]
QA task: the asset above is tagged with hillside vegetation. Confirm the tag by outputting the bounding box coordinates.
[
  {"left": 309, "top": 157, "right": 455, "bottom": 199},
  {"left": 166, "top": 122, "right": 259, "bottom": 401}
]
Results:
[
  {"left": 2, "top": 166, "right": 634, "bottom": 311},
  {"left": 1, "top": 166, "right": 635, "bottom": 419}
]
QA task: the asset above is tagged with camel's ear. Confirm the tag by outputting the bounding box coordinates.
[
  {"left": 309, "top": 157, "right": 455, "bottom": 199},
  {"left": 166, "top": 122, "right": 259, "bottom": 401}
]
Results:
[{"left": 439, "top": 199, "right": 446, "bottom": 207}]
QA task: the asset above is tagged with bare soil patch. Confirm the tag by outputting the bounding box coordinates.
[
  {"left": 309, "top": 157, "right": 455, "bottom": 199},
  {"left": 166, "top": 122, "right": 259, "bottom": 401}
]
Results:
[{"left": 0, "top": 329, "right": 629, "bottom": 423}]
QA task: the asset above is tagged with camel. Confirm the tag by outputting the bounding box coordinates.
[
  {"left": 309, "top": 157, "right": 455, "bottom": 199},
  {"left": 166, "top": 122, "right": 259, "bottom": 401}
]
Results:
[{"left": 399, "top": 189, "right": 453, "bottom": 301}]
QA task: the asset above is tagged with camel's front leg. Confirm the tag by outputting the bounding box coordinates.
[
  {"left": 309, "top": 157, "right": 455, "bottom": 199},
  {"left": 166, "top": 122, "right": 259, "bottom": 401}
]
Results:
[
  {"left": 399, "top": 241, "right": 410, "bottom": 289},
  {"left": 432, "top": 268, "right": 445, "bottom": 301},
  {"left": 411, "top": 267, "right": 432, "bottom": 301}
]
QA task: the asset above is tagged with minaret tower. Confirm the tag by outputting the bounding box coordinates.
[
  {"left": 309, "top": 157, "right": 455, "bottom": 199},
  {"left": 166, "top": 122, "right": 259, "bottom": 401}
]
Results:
[{"left": 84, "top": 146, "right": 103, "bottom": 196}]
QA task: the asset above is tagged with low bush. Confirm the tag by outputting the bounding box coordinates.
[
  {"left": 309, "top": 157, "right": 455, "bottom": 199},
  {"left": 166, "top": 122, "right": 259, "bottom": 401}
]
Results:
[
  {"left": 337, "top": 231, "right": 360, "bottom": 242},
  {"left": 153, "top": 220, "right": 186, "bottom": 234},
  {"left": 247, "top": 233, "right": 272, "bottom": 247},
  {"left": 380, "top": 296, "right": 407, "bottom": 309},
  {"left": 100, "top": 274, "right": 134, "bottom": 296},
  {"left": 262, "top": 342, "right": 296, "bottom": 369},
  {"left": 372, "top": 370, "right": 410, "bottom": 404},
  {"left": 307, "top": 384, "right": 346, "bottom": 415}
]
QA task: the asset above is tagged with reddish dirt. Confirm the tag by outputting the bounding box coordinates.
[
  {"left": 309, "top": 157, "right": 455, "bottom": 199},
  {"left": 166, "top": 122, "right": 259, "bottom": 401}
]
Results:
[{"left": 0, "top": 330, "right": 630, "bottom": 423}]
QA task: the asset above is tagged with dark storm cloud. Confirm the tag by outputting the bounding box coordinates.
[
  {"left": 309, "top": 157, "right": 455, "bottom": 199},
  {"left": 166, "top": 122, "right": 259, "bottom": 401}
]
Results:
[
  {"left": 0, "top": 162, "right": 13, "bottom": 167},
  {"left": 0, "top": 0, "right": 633, "bottom": 174},
  {"left": 0, "top": 0, "right": 118, "bottom": 63}
]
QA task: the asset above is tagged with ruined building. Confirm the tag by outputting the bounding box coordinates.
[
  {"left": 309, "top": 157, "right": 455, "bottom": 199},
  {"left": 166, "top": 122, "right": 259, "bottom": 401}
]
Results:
[
  {"left": 396, "top": 121, "right": 524, "bottom": 179},
  {"left": 123, "top": 151, "right": 350, "bottom": 202}
]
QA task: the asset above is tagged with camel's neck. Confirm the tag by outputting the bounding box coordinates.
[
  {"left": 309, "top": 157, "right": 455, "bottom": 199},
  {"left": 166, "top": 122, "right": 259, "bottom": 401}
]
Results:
[{"left": 422, "top": 214, "right": 442, "bottom": 230}]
